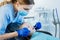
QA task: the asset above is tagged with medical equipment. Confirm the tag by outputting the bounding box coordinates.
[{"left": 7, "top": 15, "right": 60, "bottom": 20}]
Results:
[
  {"left": 34, "top": 22, "right": 41, "bottom": 30},
  {"left": 24, "top": 17, "right": 34, "bottom": 19},
  {"left": 53, "top": 8, "right": 60, "bottom": 38},
  {"left": 53, "top": 9, "right": 57, "bottom": 37}
]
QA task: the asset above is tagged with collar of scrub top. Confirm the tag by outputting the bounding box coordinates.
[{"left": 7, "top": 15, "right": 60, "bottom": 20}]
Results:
[{"left": 0, "top": 0, "right": 11, "bottom": 6}]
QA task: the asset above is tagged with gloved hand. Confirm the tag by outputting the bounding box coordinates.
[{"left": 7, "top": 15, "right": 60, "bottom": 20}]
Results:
[
  {"left": 16, "top": 28, "right": 30, "bottom": 37},
  {"left": 34, "top": 22, "right": 41, "bottom": 30}
]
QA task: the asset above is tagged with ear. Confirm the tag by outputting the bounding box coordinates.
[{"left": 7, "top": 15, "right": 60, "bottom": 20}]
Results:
[
  {"left": 16, "top": 2, "right": 20, "bottom": 6},
  {"left": 15, "top": 2, "right": 24, "bottom": 10}
]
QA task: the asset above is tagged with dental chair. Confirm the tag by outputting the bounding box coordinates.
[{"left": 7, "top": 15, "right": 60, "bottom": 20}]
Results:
[
  {"left": 30, "top": 31, "right": 59, "bottom": 40},
  {"left": 36, "top": 30, "right": 52, "bottom": 36}
]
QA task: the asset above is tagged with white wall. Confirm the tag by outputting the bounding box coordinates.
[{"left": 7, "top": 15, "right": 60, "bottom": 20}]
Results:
[
  {"left": 34, "top": 0, "right": 60, "bottom": 38},
  {"left": 34, "top": 0, "right": 60, "bottom": 20},
  {"left": 0, "top": 0, "right": 4, "bottom": 2}
]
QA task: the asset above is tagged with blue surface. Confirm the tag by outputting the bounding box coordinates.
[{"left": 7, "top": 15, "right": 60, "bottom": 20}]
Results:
[{"left": 30, "top": 32, "right": 60, "bottom": 40}]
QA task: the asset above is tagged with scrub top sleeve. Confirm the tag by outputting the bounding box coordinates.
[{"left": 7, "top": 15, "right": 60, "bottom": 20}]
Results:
[
  {"left": 6, "top": 5, "right": 15, "bottom": 23},
  {"left": 0, "top": 4, "right": 14, "bottom": 34}
]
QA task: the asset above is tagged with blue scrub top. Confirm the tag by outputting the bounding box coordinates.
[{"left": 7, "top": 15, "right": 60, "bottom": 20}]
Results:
[
  {"left": 0, "top": 3, "right": 24, "bottom": 34},
  {"left": 30, "top": 32, "right": 60, "bottom": 40}
]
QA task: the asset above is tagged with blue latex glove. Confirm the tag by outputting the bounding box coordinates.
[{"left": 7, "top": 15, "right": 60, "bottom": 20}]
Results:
[
  {"left": 17, "top": 28, "right": 30, "bottom": 37},
  {"left": 34, "top": 22, "right": 41, "bottom": 30}
]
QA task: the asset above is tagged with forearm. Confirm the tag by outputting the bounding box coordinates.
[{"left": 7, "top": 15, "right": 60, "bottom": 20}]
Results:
[{"left": 0, "top": 32, "right": 18, "bottom": 40}]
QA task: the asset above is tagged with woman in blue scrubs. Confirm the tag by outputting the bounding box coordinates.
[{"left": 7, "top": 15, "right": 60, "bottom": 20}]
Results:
[{"left": 0, "top": 0, "right": 30, "bottom": 40}]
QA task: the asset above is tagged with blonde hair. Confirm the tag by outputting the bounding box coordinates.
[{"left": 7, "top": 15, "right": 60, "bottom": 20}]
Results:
[
  {"left": 0, "top": 0, "right": 11, "bottom": 6},
  {"left": 18, "top": 0, "right": 25, "bottom": 5},
  {"left": 0, "top": 0, "right": 34, "bottom": 6},
  {"left": 0, "top": 0, "right": 18, "bottom": 6}
]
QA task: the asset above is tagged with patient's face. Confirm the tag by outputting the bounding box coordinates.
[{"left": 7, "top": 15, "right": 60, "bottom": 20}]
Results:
[{"left": 20, "top": 23, "right": 36, "bottom": 34}]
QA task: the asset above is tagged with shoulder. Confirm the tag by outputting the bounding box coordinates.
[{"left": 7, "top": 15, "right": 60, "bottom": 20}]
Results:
[
  {"left": 0, "top": 3, "right": 14, "bottom": 12},
  {"left": 5, "top": 3, "right": 14, "bottom": 11}
]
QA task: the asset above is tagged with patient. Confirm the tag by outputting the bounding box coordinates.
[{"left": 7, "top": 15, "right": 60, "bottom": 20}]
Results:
[
  {"left": 6, "top": 22, "right": 59, "bottom": 40},
  {"left": 5, "top": 21, "right": 42, "bottom": 40},
  {"left": 6, "top": 22, "right": 60, "bottom": 40},
  {"left": 5, "top": 22, "right": 35, "bottom": 40}
]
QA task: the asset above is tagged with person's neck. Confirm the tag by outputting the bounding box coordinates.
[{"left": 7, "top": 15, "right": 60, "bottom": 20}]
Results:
[{"left": 13, "top": 3, "right": 18, "bottom": 12}]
